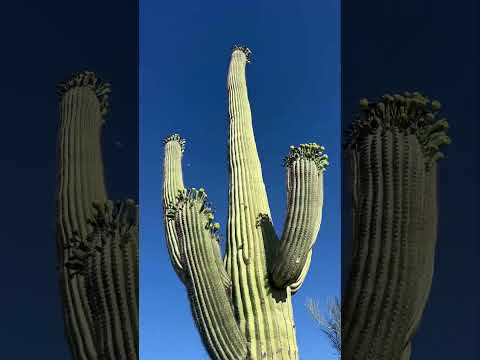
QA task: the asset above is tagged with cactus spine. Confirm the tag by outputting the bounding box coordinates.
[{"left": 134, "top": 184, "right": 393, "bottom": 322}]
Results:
[
  {"left": 162, "top": 46, "right": 328, "bottom": 360},
  {"left": 57, "top": 71, "right": 138, "bottom": 360},
  {"left": 342, "top": 92, "right": 450, "bottom": 360}
]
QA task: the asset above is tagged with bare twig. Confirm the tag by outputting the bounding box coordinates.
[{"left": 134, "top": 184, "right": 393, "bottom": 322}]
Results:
[{"left": 305, "top": 296, "right": 341, "bottom": 356}]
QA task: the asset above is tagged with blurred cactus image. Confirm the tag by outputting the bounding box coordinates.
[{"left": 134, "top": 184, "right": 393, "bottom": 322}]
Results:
[
  {"left": 342, "top": 92, "right": 450, "bottom": 359},
  {"left": 162, "top": 45, "right": 329, "bottom": 360},
  {"left": 56, "top": 71, "right": 138, "bottom": 360}
]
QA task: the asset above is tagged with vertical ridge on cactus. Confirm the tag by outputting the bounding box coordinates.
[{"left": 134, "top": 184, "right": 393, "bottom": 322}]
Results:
[
  {"left": 57, "top": 71, "right": 138, "bottom": 360},
  {"left": 162, "top": 46, "right": 328, "bottom": 359},
  {"left": 342, "top": 92, "right": 450, "bottom": 360}
]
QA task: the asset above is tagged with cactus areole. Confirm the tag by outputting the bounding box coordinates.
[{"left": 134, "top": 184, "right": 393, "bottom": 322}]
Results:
[{"left": 162, "top": 45, "right": 329, "bottom": 360}]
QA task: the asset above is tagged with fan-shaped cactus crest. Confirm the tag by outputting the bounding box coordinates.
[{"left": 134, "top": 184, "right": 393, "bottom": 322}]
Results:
[{"left": 162, "top": 46, "right": 328, "bottom": 359}]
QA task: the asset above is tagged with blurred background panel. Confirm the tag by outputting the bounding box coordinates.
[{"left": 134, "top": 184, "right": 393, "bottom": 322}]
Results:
[
  {"left": 0, "top": 1, "right": 138, "bottom": 358},
  {"left": 342, "top": 1, "right": 479, "bottom": 359}
]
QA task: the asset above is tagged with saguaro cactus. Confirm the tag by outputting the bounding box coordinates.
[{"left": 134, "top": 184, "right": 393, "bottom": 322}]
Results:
[
  {"left": 342, "top": 92, "right": 450, "bottom": 360},
  {"left": 162, "top": 45, "right": 329, "bottom": 360},
  {"left": 56, "top": 71, "right": 138, "bottom": 360}
]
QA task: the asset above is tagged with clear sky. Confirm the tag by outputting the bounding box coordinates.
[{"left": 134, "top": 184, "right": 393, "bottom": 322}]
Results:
[{"left": 140, "top": 1, "right": 340, "bottom": 359}]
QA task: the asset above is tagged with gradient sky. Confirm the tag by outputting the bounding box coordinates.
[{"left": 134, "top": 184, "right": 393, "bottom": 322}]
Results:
[{"left": 140, "top": 1, "right": 340, "bottom": 359}]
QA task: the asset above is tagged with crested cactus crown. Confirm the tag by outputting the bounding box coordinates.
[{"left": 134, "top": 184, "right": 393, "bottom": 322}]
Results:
[
  {"left": 346, "top": 91, "right": 451, "bottom": 164},
  {"left": 232, "top": 44, "right": 253, "bottom": 63},
  {"left": 167, "top": 188, "right": 221, "bottom": 242},
  {"left": 283, "top": 143, "right": 330, "bottom": 171},
  {"left": 56, "top": 70, "right": 111, "bottom": 117},
  {"left": 164, "top": 133, "right": 186, "bottom": 153}
]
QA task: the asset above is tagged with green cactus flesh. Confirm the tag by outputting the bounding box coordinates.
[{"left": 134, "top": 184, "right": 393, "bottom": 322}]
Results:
[
  {"left": 57, "top": 71, "right": 138, "bottom": 360},
  {"left": 342, "top": 92, "right": 450, "bottom": 360},
  {"left": 162, "top": 46, "right": 328, "bottom": 360}
]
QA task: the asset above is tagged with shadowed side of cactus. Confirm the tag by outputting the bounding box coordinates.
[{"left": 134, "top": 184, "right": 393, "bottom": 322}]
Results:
[
  {"left": 162, "top": 46, "right": 329, "bottom": 360},
  {"left": 342, "top": 92, "right": 450, "bottom": 360},
  {"left": 57, "top": 71, "right": 138, "bottom": 360},
  {"left": 66, "top": 200, "right": 138, "bottom": 360}
]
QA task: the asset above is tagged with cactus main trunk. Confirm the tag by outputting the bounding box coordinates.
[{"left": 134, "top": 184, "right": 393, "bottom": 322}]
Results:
[
  {"left": 224, "top": 47, "right": 297, "bottom": 360},
  {"left": 162, "top": 46, "right": 328, "bottom": 360}
]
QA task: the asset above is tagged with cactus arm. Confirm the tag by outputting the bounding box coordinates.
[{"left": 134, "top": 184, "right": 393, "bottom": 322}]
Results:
[
  {"left": 91, "top": 201, "right": 138, "bottom": 359},
  {"left": 161, "top": 135, "right": 249, "bottom": 358},
  {"left": 162, "top": 134, "right": 187, "bottom": 281},
  {"left": 169, "top": 189, "right": 248, "bottom": 360},
  {"left": 269, "top": 144, "right": 328, "bottom": 290},
  {"left": 56, "top": 71, "right": 110, "bottom": 360},
  {"left": 342, "top": 93, "right": 450, "bottom": 360},
  {"left": 288, "top": 251, "right": 312, "bottom": 294},
  {"left": 67, "top": 200, "right": 139, "bottom": 360}
]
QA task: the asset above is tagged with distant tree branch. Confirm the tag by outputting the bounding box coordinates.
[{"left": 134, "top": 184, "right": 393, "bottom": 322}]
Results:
[{"left": 305, "top": 296, "right": 341, "bottom": 356}]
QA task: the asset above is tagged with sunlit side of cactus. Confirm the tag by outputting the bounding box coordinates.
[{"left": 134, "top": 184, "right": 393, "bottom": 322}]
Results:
[
  {"left": 342, "top": 92, "right": 450, "bottom": 360},
  {"left": 162, "top": 46, "right": 329, "bottom": 360},
  {"left": 57, "top": 71, "right": 138, "bottom": 360}
]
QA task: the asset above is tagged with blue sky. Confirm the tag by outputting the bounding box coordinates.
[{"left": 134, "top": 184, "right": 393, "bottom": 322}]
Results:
[{"left": 140, "top": 1, "right": 340, "bottom": 359}]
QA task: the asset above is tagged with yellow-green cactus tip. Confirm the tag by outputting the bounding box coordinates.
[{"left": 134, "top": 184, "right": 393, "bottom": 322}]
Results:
[
  {"left": 213, "top": 223, "right": 220, "bottom": 230},
  {"left": 359, "top": 98, "right": 369, "bottom": 109},
  {"left": 57, "top": 71, "right": 111, "bottom": 117},
  {"left": 431, "top": 100, "right": 442, "bottom": 111},
  {"left": 284, "top": 143, "right": 329, "bottom": 171},
  {"left": 164, "top": 133, "right": 186, "bottom": 153},
  {"left": 125, "top": 199, "right": 137, "bottom": 210},
  {"left": 232, "top": 44, "right": 253, "bottom": 63}
]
